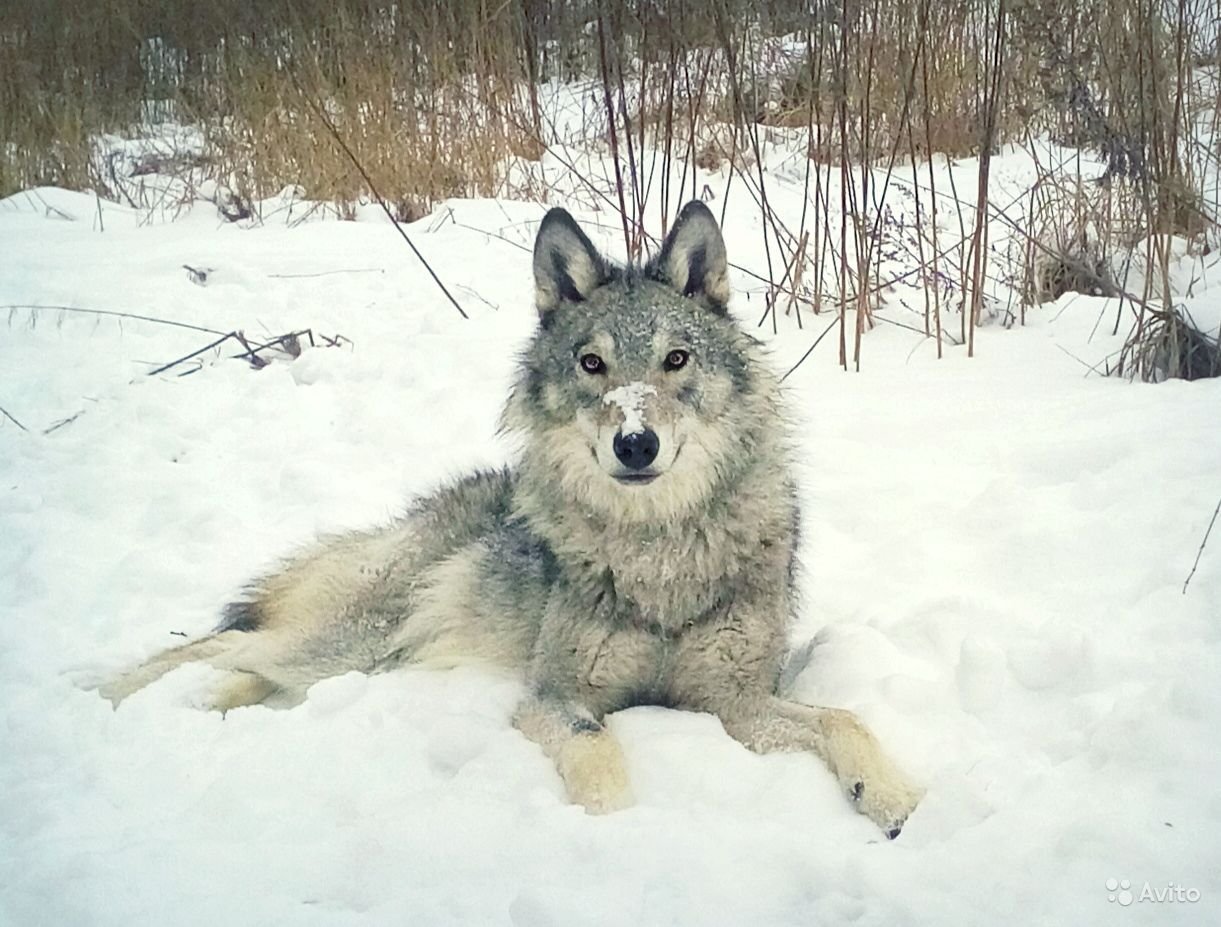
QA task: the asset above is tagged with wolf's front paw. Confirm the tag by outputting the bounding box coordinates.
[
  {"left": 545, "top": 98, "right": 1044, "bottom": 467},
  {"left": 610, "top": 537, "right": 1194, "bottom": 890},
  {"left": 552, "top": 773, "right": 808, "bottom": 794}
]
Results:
[
  {"left": 556, "top": 733, "right": 635, "bottom": 814},
  {"left": 813, "top": 706, "right": 922, "bottom": 837},
  {"left": 848, "top": 773, "right": 923, "bottom": 838}
]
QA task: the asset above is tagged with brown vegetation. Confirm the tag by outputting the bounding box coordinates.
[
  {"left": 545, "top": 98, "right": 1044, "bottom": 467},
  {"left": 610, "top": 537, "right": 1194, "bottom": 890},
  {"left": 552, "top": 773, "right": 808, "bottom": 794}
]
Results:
[{"left": 2, "top": 0, "right": 1217, "bottom": 378}]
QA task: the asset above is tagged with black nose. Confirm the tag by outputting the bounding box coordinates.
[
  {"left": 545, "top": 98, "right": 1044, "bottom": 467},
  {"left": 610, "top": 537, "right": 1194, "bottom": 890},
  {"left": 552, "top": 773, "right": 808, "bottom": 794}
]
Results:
[{"left": 613, "top": 430, "right": 660, "bottom": 470}]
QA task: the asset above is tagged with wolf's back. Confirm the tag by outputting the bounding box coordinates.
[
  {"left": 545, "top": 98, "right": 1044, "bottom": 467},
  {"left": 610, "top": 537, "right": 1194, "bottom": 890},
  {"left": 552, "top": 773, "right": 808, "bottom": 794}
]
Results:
[{"left": 223, "top": 468, "right": 517, "bottom": 640}]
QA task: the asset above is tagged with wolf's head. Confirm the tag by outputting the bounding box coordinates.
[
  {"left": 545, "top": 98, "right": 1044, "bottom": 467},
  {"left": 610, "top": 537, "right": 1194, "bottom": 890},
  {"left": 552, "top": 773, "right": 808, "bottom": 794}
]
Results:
[{"left": 505, "top": 201, "right": 784, "bottom": 525}]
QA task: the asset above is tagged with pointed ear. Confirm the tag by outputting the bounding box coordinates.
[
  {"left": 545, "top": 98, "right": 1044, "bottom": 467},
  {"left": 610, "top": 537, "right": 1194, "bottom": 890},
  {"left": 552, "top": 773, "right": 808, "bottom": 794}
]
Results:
[
  {"left": 649, "top": 201, "right": 731, "bottom": 313},
  {"left": 532, "top": 208, "right": 610, "bottom": 316}
]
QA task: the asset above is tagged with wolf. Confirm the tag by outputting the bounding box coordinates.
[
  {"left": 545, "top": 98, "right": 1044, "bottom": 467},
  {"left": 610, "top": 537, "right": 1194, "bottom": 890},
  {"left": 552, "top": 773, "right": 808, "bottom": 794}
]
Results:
[{"left": 101, "top": 201, "right": 921, "bottom": 836}]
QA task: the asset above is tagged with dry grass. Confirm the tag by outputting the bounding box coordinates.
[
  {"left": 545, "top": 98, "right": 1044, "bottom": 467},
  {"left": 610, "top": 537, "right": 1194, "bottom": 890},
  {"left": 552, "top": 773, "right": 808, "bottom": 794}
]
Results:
[
  {"left": 1, "top": 0, "right": 1207, "bottom": 200},
  {"left": 2, "top": 0, "right": 1218, "bottom": 380},
  {"left": 1018, "top": 172, "right": 1123, "bottom": 305},
  {"left": 1118, "top": 305, "right": 1221, "bottom": 381},
  {"left": 1, "top": 0, "right": 540, "bottom": 210}
]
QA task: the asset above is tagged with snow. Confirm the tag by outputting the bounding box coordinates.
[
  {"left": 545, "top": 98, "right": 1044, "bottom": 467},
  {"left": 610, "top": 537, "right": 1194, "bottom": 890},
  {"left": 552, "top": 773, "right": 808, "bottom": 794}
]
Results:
[
  {"left": 602, "top": 382, "right": 657, "bottom": 435},
  {"left": 2, "top": 137, "right": 1220, "bottom": 926}
]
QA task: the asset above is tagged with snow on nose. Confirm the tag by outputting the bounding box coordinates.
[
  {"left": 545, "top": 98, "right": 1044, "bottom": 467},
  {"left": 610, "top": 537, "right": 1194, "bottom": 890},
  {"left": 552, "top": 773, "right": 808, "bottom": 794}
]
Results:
[{"left": 602, "top": 382, "right": 656, "bottom": 435}]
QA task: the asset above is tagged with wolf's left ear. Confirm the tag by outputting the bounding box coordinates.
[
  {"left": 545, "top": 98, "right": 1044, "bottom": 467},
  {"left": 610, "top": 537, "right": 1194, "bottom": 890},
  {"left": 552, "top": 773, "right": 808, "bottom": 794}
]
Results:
[
  {"left": 649, "top": 201, "right": 731, "bottom": 313},
  {"left": 533, "top": 207, "right": 610, "bottom": 317}
]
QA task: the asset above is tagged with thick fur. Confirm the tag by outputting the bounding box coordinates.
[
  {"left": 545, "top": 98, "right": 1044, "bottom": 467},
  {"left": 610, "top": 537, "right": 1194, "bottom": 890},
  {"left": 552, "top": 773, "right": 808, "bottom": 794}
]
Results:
[{"left": 101, "top": 201, "right": 921, "bottom": 835}]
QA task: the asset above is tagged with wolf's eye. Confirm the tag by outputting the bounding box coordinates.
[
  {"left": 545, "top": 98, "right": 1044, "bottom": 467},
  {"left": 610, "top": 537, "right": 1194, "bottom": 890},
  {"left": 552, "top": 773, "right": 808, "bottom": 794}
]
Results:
[
  {"left": 664, "top": 349, "right": 690, "bottom": 371},
  {"left": 579, "top": 353, "right": 606, "bottom": 374}
]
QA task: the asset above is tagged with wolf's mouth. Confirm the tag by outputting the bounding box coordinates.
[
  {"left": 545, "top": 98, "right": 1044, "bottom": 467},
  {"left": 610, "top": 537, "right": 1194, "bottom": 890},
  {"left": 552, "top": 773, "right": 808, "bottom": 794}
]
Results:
[
  {"left": 608, "top": 442, "right": 684, "bottom": 485},
  {"left": 614, "top": 472, "right": 659, "bottom": 485}
]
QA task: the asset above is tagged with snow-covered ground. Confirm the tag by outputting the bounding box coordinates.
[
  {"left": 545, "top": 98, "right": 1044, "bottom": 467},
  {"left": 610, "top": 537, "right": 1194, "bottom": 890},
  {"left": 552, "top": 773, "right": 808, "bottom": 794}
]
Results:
[{"left": 2, "top": 145, "right": 1220, "bottom": 926}]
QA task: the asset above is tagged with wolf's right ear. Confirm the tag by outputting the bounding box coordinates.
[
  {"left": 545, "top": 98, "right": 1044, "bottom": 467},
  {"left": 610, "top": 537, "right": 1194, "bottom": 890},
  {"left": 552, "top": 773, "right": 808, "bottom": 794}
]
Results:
[
  {"left": 533, "top": 208, "right": 610, "bottom": 317},
  {"left": 649, "top": 200, "right": 731, "bottom": 313}
]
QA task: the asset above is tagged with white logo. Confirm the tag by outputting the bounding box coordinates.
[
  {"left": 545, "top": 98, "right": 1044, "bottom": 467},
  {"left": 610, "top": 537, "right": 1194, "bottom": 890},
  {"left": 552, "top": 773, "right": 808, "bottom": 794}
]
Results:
[
  {"left": 1106, "top": 879, "right": 1201, "bottom": 906},
  {"left": 1106, "top": 879, "right": 1133, "bottom": 906}
]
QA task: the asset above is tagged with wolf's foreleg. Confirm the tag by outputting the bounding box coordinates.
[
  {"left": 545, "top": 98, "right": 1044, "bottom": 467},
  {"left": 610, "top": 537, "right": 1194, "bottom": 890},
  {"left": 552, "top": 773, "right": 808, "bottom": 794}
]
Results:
[
  {"left": 514, "top": 696, "right": 634, "bottom": 814},
  {"left": 722, "top": 697, "right": 922, "bottom": 837}
]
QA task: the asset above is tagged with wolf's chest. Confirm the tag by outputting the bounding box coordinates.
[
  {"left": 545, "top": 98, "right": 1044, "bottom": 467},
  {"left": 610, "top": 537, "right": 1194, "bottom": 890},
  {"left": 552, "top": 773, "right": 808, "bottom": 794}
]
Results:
[
  {"left": 568, "top": 589, "right": 779, "bottom": 716},
  {"left": 580, "top": 526, "right": 735, "bottom": 627},
  {"left": 603, "top": 554, "right": 725, "bottom": 631}
]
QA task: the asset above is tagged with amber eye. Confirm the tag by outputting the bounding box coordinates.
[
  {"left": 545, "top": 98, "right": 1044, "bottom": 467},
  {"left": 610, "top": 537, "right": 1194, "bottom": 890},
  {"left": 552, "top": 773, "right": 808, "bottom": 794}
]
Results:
[
  {"left": 579, "top": 353, "right": 606, "bottom": 374},
  {"left": 664, "top": 349, "right": 690, "bottom": 371}
]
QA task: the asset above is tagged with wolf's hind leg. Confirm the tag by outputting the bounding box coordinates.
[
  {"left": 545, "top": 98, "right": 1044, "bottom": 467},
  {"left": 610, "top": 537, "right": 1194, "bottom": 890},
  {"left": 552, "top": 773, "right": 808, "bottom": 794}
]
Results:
[
  {"left": 722, "top": 697, "right": 922, "bottom": 837},
  {"left": 207, "top": 671, "right": 280, "bottom": 713},
  {"left": 514, "top": 696, "right": 634, "bottom": 814},
  {"left": 98, "top": 630, "right": 247, "bottom": 706}
]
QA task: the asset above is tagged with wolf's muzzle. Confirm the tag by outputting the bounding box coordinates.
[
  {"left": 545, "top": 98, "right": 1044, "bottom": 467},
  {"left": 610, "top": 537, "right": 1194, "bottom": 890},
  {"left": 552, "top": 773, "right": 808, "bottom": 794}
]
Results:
[{"left": 612, "top": 429, "right": 660, "bottom": 470}]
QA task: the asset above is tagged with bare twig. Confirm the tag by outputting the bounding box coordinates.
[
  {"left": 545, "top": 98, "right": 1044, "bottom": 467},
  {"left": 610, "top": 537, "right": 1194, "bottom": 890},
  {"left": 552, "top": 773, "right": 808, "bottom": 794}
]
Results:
[
  {"left": 596, "top": 9, "right": 633, "bottom": 258},
  {"left": 290, "top": 76, "right": 468, "bottom": 321},
  {"left": 146, "top": 332, "right": 238, "bottom": 377},
  {"left": 1183, "top": 497, "right": 1221, "bottom": 594},
  {"left": 780, "top": 316, "right": 841, "bottom": 382},
  {"left": 231, "top": 329, "right": 317, "bottom": 365},
  {"left": 0, "top": 403, "right": 28, "bottom": 431},
  {"left": 44, "top": 410, "right": 85, "bottom": 435},
  {"left": 4, "top": 304, "right": 227, "bottom": 336},
  {"left": 231, "top": 331, "right": 267, "bottom": 368},
  {"left": 148, "top": 327, "right": 344, "bottom": 377},
  {"left": 182, "top": 264, "right": 210, "bottom": 285},
  {"left": 267, "top": 269, "right": 386, "bottom": 279}
]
